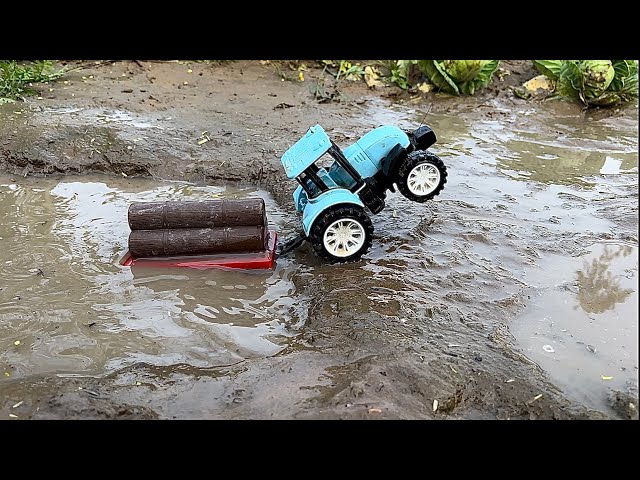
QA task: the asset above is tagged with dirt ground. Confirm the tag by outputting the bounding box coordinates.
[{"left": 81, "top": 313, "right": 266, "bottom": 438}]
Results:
[{"left": 0, "top": 60, "right": 637, "bottom": 420}]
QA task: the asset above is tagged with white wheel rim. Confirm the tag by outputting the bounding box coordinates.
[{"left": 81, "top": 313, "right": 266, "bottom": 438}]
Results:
[
  {"left": 323, "top": 218, "right": 366, "bottom": 258},
  {"left": 407, "top": 163, "right": 440, "bottom": 196}
]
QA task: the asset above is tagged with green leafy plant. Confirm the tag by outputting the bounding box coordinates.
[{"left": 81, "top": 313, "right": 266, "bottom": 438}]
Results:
[
  {"left": 416, "top": 60, "right": 500, "bottom": 95},
  {"left": 533, "top": 60, "right": 638, "bottom": 107},
  {"left": 0, "top": 60, "right": 66, "bottom": 103},
  {"left": 317, "top": 61, "right": 365, "bottom": 81},
  {"left": 385, "top": 60, "right": 415, "bottom": 89},
  {"left": 334, "top": 61, "right": 364, "bottom": 81}
]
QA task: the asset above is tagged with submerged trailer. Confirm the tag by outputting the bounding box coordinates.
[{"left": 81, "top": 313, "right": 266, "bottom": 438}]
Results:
[{"left": 120, "top": 198, "right": 278, "bottom": 270}]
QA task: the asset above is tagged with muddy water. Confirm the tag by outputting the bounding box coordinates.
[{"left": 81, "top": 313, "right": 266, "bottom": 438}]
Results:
[
  {"left": 511, "top": 243, "right": 637, "bottom": 411},
  {"left": 286, "top": 95, "right": 638, "bottom": 414},
  {"left": 0, "top": 174, "right": 298, "bottom": 381},
  {"left": 306, "top": 97, "right": 637, "bottom": 415},
  {"left": 1, "top": 89, "right": 637, "bottom": 419}
]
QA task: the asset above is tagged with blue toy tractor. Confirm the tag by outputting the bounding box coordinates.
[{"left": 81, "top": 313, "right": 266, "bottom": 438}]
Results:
[{"left": 279, "top": 124, "right": 447, "bottom": 263}]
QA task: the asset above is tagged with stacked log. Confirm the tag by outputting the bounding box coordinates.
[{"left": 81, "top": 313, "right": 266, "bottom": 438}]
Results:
[{"left": 127, "top": 199, "right": 268, "bottom": 258}]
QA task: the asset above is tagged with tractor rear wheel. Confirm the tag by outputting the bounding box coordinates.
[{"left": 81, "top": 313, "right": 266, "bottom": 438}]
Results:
[
  {"left": 397, "top": 151, "right": 447, "bottom": 202},
  {"left": 308, "top": 204, "right": 373, "bottom": 263}
]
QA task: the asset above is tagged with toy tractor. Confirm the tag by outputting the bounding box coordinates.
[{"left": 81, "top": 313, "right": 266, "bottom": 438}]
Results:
[{"left": 280, "top": 124, "right": 447, "bottom": 262}]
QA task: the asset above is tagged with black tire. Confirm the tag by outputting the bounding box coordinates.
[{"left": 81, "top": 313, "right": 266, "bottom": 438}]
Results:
[
  {"left": 308, "top": 204, "right": 374, "bottom": 263},
  {"left": 396, "top": 151, "right": 447, "bottom": 203}
]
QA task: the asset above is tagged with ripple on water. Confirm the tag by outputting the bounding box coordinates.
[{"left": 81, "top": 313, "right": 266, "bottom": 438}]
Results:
[{"left": 0, "top": 174, "right": 299, "bottom": 380}]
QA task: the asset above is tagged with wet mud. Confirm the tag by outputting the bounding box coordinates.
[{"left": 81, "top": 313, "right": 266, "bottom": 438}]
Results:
[{"left": 0, "top": 60, "right": 637, "bottom": 419}]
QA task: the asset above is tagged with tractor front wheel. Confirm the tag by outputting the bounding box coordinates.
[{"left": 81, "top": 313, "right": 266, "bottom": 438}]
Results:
[
  {"left": 397, "top": 151, "right": 447, "bottom": 202},
  {"left": 308, "top": 205, "right": 373, "bottom": 263}
]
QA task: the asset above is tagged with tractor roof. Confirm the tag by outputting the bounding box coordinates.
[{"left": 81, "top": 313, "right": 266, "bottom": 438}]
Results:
[{"left": 281, "top": 124, "right": 332, "bottom": 179}]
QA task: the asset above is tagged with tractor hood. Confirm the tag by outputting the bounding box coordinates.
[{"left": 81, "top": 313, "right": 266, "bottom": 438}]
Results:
[
  {"left": 281, "top": 125, "right": 332, "bottom": 179},
  {"left": 355, "top": 125, "right": 410, "bottom": 164}
]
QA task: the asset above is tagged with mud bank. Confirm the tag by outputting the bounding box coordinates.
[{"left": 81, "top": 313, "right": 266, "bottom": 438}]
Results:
[{"left": 0, "top": 60, "right": 637, "bottom": 419}]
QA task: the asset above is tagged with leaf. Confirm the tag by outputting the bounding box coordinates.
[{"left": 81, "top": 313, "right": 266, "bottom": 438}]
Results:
[
  {"left": 343, "top": 64, "right": 364, "bottom": 81},
  {"left": 594, "top": 63, "right": 637, "bottom": 105},
  {"left": 459, "top": 81, "right": 475, "bottom": 95},
  {"left": 619, "top": 72, "right": 638, "bottom": 98},
  {"left": 364, "top": 66, "right": 384, "bottom": 88},
  {"left": 611, "top": 60, "right": 638, "bottom": 100},
  {"left": 533, "top": 60, "right": 564, "bottom": 80},
  {"left": 601, "top": 375, "right": 613, "bottom": 380},
  {"left": 388, "top": 61, "right": 411, "bottom": 89},
  {"left": 397, "top": 59, "right": 417, "bottom": 69},
  {"left": 555, "top": 61, "right": 584, "bottom": 102},
  {"left": 612, "top": 60, "right": 631, "bottom": 80},
  {"left": 563, "top": 61, "right": 584, "bottom": 92},
  {"left": 522, "top": 75, "right": 555, "bottom": 94},
  {"left": 417, "top": 60, "right": 459, "bottom": 95},
  {"left": 441, "top": 60, "right": 486, "bottom": 82},
  {"left": 543, "top": 59, "right": 637, "bottom": 107},
  {"left": 474, "top": 60, "right": 500, "bottom": 87},
  {"left": 415, "top": 60, "right": 498, "bottom": 95},
  {"left": 431, "top": 60, "right": 460, "bottom": 94}
]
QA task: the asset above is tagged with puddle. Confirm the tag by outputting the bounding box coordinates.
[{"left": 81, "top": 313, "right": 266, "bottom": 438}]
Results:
[
  {"left": 334, "top": 98, "right": 639, "bottom": 411},
  {"left": 0, "top": 88, "right": 637, "bottom": 418},
  {"left": 511, "top": 243, "right": 638, "bottom": 413},
  {"left": 0, "top": 174, "right": 299, "bottom": 380},
  {"left": 39, "top": 106, "right": 158, "bottom": 129}
]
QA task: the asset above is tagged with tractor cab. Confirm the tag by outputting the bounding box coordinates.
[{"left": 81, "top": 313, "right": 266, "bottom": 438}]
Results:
[
  {"left": 282, "top": 125, "right": 385, "bottom": 217},
  {"left": 281, "top": 125, "right": 339, "bottom": 197}
]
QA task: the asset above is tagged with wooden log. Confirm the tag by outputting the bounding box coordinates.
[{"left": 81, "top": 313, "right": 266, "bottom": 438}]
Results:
[
  {"left": 128, "top": 226, "right": 266, "bottom": 258},
  {"left": 128, "top": 199, "right": 267, "bottom": 230}
]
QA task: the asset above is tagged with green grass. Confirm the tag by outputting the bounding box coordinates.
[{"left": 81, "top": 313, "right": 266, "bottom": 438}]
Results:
[{"left": 0, "top": 60, "right": 66, "bottom": 104}]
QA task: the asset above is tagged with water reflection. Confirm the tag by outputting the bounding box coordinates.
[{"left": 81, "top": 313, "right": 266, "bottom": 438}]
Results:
[
  {"left": 366, "top": 98, "right": 638, "bottom": 189},
  {"left": 575, "top": 244, "right": 635, "bottom": 314},
  {"left": 0, "top": 174, "right": 297, "bottom": 378},
  {"left": 129, "top": 263, "right": 295, "bottom": 328},
  {"left": 498, "top": 147, "right": 637, "bottom": 186}
]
